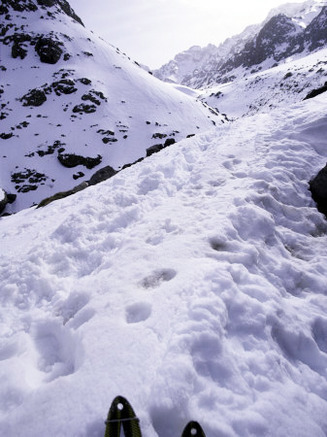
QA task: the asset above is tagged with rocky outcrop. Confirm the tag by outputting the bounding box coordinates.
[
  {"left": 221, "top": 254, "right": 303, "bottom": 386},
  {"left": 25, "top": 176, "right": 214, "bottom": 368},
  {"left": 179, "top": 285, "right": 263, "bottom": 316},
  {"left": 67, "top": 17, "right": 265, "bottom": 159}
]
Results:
[
  {"left": 305, "top": 6, "right": 327, "bottom": 51},
  {"left": 21, "top": 88, "right": 47, "bottom": 106},
  {"left": 303, "top": 82, "right": 327, "bottom": 100},
  {"left": 0, "top": 0, "right": 83, "bottom": 26},
  {"left": 218, "top": 14, "right": 302, "bottom": 77},
  {"left": 146, "top": 138, "right": 176, "bottom": 157},
  {"left": 0, "top": 189, "right": 8, "bottom": 214},
  {"left": 37, "top": 181, "right": 88, "bottom": 208},
  {"left": 310, "top": 164, "right": 327, "bottom": 218},
  {"left": 57, "top": 153, "right": 102, "bottom": 169},
  {"left": 35, "top": 36, "right": 63, "bottom": 64},
  {"left": 88, "top": 165, "right": 118, "bottom": 185},
  {"left": 155, "top": 4, "right": 327, "bottom": 89}
]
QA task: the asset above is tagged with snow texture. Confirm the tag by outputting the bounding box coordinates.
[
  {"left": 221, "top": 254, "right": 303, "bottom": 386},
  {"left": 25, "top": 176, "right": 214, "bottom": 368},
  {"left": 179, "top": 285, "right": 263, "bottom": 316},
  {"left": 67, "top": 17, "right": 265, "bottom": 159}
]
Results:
[{"left": 0, "top": 92, "right": 327, "bottom": 436}]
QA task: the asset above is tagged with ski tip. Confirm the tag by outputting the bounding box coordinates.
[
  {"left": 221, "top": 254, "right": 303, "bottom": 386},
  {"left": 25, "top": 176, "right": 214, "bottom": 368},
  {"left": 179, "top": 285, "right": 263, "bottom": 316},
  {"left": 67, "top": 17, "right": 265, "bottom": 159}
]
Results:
[
  {"left": 106, "top": 395, "right": 139, "bottom": 421},
  {"left": 105, "top": 396, "right": 142, "bottom": 437},
  {"left": 181, "top": 421, "right": 207, "bottom": 437}
]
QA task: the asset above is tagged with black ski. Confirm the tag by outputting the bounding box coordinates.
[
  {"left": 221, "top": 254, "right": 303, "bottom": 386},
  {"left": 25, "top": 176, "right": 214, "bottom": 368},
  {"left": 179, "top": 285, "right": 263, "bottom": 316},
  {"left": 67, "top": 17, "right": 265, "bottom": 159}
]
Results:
[
  {"left": 181, "top": 421, "right": 206, "bottom": 437},
  {"left": 104, "top": 396, "right": 142, "bottom": 437}
]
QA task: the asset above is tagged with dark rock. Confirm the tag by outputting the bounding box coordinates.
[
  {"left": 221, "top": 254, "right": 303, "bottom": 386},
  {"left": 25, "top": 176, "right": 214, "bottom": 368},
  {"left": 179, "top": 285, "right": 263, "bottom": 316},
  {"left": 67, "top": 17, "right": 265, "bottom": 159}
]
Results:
[
  {"left": 152, "top": 133, "right": 167, "bottom": 139},
  {"left": 0, "top": 132, "right": 14, "bottom": 139},
  {"left": 0, "top": 190, "right": 8, "bottom": 214},
  {"left": 36, "top": 140, "right": 64, "bottom": 156},
  {"left": 81, "top": 90, "right": 107, "bottom": 105},
  {"left": 37, "top": 0, "right": 56, "bottom": 6},
  {"left": 73, "top": 171, "right": 85, "bottom": 180},
  {"left": 72, "top": 103, "right": 97, "bottom": 114},
  {"left": 88, "top": 165, "right": 117, "bottom": 185},
  {"left": 11, "top": 168, "right": 48, "bottom": 192},
  {"left": 79, "top": 78, "right": 92, "bottom": 85},
  {"left": 310, "top": 164, "right": 327, "bottom": 218},
  {"left": 146, "top": 144, "right": 165, "bottom": 157},
  {"left": 97, "top": 129, "right": 115, "bottom": 136},
  {"left": 35, "top": 37, "right": 63, "bottom": 64},
  {"left": 5, "top": 33, "right": 32, "bottom": 59},
  {"left": 164, "top": 138, "right": 176, "bottom": 147},
  {"left": 6, "top": 193, "right": 16, "bottom": 204},
  {"left": 36, "top": 0, "right": 84, "bottom": 25},
  {"left": 51, "top": 79, "right": 77, "bottom": 95},
  {"left": 2, "top": 0, "right": 37, "bottom": 13},
  {"left": 121, "top": 157, "right": 144, "bottom": 170},
  {"left": 102, "top": 137, "right": 117, "bottom": 144},
  {"left": 21, "top": 88, "right": 47, "bottom": 106},
  {"left": 37, "top": 181, "right": 88, "bottom": 208},
  {"left": 12, "top": 41, "right": 28, "bottom": 59},
  {"left": 18, "top": 185, "right": 38, "bottom": 193},
  {"left": 146, "top": 137, "right": 176, "bottom": 157},
  {"left": 303, "top": 82, "right": 327, "bottom": 100},
  {"left": 56, "top": 0, "right": 84, "bottom": 26},
  {"left": 57, "top": 153, "right": 102, "bottom": 169}
]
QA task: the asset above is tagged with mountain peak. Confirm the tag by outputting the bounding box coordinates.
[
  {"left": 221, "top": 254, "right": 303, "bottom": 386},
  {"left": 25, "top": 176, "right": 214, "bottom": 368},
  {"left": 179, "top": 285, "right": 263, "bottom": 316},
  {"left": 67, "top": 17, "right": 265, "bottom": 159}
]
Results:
[
  {"left": 154, "top": 0, "right": 327, "bottom": 88},
  {"left": 0, "top": 0, "right": 83, "bottom": 26}
]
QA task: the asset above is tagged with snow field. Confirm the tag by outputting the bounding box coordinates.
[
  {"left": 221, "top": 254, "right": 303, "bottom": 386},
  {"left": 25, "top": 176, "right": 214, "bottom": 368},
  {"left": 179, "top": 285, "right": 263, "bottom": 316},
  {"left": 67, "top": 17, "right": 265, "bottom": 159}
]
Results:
[{"left": 0, "top": 95, "right": 327, "bottom": 436}]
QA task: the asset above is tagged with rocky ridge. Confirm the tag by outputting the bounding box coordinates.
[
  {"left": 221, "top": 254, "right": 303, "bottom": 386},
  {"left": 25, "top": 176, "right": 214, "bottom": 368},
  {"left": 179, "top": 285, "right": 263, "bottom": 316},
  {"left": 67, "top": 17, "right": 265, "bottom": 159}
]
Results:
[{"left": 154, "top": 0, "right": 327, "bottom": 89}]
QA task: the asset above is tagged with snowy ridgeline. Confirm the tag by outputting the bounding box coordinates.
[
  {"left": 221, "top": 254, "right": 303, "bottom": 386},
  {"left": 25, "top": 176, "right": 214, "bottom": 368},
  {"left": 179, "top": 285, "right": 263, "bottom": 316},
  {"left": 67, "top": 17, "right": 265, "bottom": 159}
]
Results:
[{"left": 0, "top": 95, "right": 327, "bottom": 436}]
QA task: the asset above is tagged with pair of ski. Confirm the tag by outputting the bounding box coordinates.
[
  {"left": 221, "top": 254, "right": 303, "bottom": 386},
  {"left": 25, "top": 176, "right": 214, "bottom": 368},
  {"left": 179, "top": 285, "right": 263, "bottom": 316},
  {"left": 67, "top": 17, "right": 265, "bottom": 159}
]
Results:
[{"left": 104, "top": 396, "right": 206, "bottom": 437}]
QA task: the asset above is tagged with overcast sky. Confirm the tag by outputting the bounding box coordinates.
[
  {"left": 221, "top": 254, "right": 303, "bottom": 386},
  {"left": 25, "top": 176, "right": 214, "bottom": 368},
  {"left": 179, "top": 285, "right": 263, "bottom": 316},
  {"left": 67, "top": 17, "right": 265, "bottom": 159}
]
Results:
[{"left": 68, "top": 0, "right": 304, "bottom": 68}]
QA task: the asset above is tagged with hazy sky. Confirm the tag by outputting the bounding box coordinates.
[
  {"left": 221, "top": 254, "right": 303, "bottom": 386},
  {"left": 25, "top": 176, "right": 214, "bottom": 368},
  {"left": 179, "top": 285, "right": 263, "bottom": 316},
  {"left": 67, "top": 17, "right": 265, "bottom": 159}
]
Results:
[{"left": 68, "top": 0, "right": 304, "bottom": 68}]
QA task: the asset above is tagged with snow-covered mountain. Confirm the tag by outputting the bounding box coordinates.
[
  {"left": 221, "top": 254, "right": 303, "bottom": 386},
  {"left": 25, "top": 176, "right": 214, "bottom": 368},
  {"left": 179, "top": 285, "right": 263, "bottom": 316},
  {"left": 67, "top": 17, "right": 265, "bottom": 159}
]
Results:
[
  {"left": 1, "top": 85, "right": 327, "bottom": 437},
  {"left": 200, "top": 47, "right": 327, "bottom": 118},
  {"left": 0, "top": 0, "right": 222, "bottom": 214},
  {"left": 154, "top": 0, "right": 327, "bottom": 89},
  {"left": 1, "top": 0, "right": 327, "bottom": 436}
]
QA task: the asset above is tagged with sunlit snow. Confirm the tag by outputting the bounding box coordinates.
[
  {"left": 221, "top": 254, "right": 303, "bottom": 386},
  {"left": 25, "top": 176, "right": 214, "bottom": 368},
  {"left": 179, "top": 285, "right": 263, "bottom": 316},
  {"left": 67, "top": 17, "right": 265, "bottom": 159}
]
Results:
[{"left": 1, "top": 93, "right": 327, "bottom": 436}]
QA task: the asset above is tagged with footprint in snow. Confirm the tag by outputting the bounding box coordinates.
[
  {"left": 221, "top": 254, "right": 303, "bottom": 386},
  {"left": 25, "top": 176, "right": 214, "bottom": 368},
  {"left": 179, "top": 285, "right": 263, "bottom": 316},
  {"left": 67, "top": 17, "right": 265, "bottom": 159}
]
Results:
[
  {"left": 125, "top": 302, "right": 152, "bottom": 324},
  {"left": 31, "top": 319, "right": 83, "bottom": 382},
  {"left": 54, "top": 290, "right": 94, "bottom": 328},
  {"left": 140, "top": 268, "right": 177, "bottom": 289}
]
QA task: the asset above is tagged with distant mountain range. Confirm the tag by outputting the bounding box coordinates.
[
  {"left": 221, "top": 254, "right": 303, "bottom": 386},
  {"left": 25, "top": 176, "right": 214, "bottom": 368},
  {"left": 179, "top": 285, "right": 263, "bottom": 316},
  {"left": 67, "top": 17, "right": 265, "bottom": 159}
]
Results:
[{"left": 154, "top": 0, "right": 327, "bottom": 89}]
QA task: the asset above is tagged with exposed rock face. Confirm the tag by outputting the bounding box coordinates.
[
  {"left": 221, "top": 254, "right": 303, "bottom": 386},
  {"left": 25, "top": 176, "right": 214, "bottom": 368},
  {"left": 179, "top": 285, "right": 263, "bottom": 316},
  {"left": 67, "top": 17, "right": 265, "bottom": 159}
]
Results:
[
  {"left": 21, "top": 88, "right": 47, "bottom": 106},
  {"left": 154, "top": 3, "right": 327, "bottom": 89},
  {"left": 57, "top": 153, "right": 102, "bottom": 169},
  {"left": 0, "top": 189, "right": 8, "bottom": 214},
  {"left": 37, "top": 181, "right": 88, "bottom": 208},
  {"left": 0, "top": 0, "right": 83, "bottom": 26},
  {"left": 35, "top": 36, "right": 63, "bottom": 64},
  {"left": 88, "top": 165, "right": 117, "bottom": 185},
  {"left": 11, "top": 34, "right": 32, "bottom": 59},
  {"left": 146, "top": 138, "right": 176, "bottom": 157},
  {"left": 304, "top": 82, "right": 327, "bottom": 100},
  {"left": 309, "top": 164, "right": 327, "bottom": 218},
  {"left": 305, "top": 6, "right": 327, "bottom": 50}
]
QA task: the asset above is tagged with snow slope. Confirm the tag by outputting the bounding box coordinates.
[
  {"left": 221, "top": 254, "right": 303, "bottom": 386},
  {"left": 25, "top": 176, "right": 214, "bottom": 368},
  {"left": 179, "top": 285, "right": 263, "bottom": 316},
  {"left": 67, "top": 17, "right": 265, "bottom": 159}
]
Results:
[
  {"left": 200, "top": 47, "right": 327, "bottom": 118},
  {"left": 0, "top": 0, "right": 222, "bottom": 214},
  {"left": 0, "top": 91, "right": 327, "bottom": 436}
]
